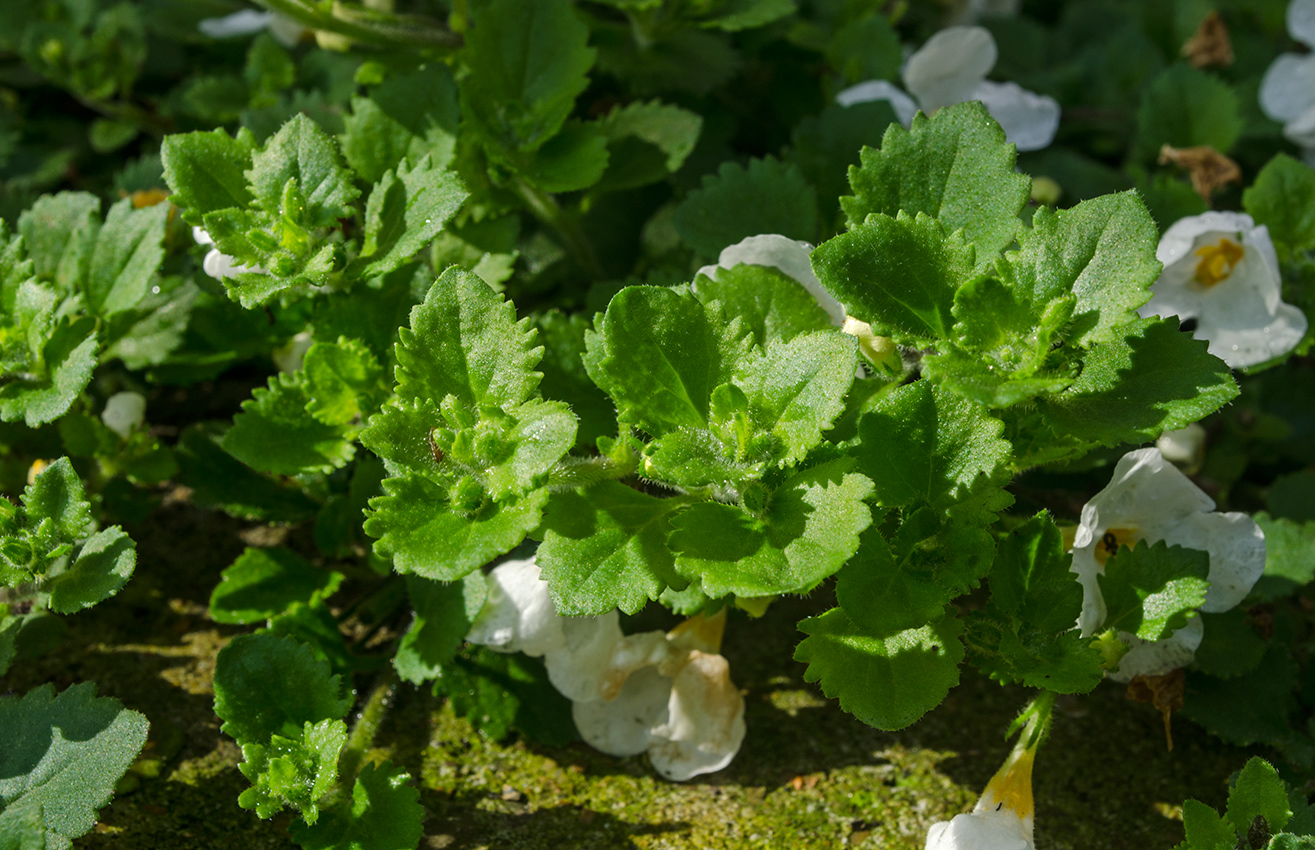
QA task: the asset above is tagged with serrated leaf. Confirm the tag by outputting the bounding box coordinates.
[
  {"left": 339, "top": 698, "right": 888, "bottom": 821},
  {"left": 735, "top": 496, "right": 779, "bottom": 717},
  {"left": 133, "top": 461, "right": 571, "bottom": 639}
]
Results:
[
  {"left": 1038, "top": 318, "right": 1238, "bottom": 447},
  {"left": 160, "top": 128, "right": 256, "bottom": 224},
  {"left": 209, "top": 547, "right": 344, "bottom": 625},
  {"left": 584, "top": 285, "right": 747, "bottom": 436},
  {"left": 673, "top": 157, "right": 819, "bottom": 257},
  {"left": 287, "top": 761, "right": 424, "bottom": 850},
  {"left": 1099, "top": 540, "right": 1210, "bottom": 640},
  {"left": 1191, "top": 609, "right": 1267, "bottom": 679},
  {"left": 246, "top": 114, "right": 359, "bottom": 227},
  {"left": 1136, "top": 64, "right": 1243, "bottom": 159},
  {"left": 795, "top": 608, "right": 963, "bottom": 731},
  {"left": 851, "top": 380, "right": 1010, "bottom": 520},
  {"left": 85, "top": 198, "right": 167, "bottom": 317},
  {"left": 175, "top": 425, "right": 319, "bottom": 523},
  {"left": 364, "top": 472, "right": 548, "bottom": 580},
  {"left": 358, "top": 396, "right": 441, "bottom": 475},
  {"left": 840, "top": 101, "right": 1029, "bottom": 258},
  {"left": 1183, "top": 646, "right": 1312, "bottom": 766},
  {"left": 476, "top": 399, "right": 577, "bottom": 499},
  {"left": 214, "top": 633, "right": 350, "bottom": 746},
  {"left": 532, "top": 311, "right": 615, "bottom": 449},
  {"left": 394, "top": 572, "right": 487, "bottom": 685},
  {"left": 812, "top": 212, "right": 976, "bottom": 345},
  {"left": 537, "top": 482, "right": 688, "bottom": 615},
  {"left": 988, "top": 511, "right": 1083, "bottom": 634},
  {"left": 1243, "top": 154, "right": 1315, "bottom": 255},
  {"left": 44, "top": 526, "right": 136, "bottom": 614},
  {"left": 394, "top": 266, "right": 542, "bottom": 410},
  {"left": 1226, "top": 757, "right": 1292, "bottom": 836},
  {"left": 1251, "top": 513, "right": 1315, "bottom": 602},
  {"left": 355, "top": 156, "right": 467, "bottom": 279},
  {"left": 0, "top": 323, "right": 98, "bottom": 428},
  {"left": 17, "top": 193, "right": 100, "bottom": 292},
  {"left": 223, "top": 371, "right": 356, "bottom": 476},
  {"left": 1181, "top": 798, "right": 1236, "bottom": 850},
  {"left": 302, "top": 338, "right": 387, "bottom": 428},
  {"left": 238, "top": 718, "right": 346, "bottom": 823},
  {"left": 668, "top": 458, "right": 873, "bottom": 597},
  {"left": 461, "top": 0, "right": 595, "bottom": 153},
  {"left": 341, "top": 64, "right": 461, "bottom": 185},
  {"left": 692, "top": 263, "right": 834, "bottom": 348},
  {"left": 0, "top": 683, "right": 148, "bottom": 848},
  {"left": 22, "top": 457, "right": 92, "bottom": 544},
  {"left": 966, "top": 620, "right": 1104, "bottom": 694}
]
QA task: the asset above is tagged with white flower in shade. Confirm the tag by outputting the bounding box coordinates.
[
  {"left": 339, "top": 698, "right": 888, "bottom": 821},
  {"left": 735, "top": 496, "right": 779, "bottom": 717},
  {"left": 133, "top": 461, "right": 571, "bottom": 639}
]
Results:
[
  {"left": 1139, "top": 212, "right": 1307, "bottom": 369},
  {"left": 925, "top": 722, "right": 1036, "bottom": 849},
  {"left": 1260, "top": 0, "right": 1315, "bottom": 151},
  {"left": 192, "top": 227, "right": 266, "bottom": 282},
  {"left": 836, "top": 26, "right": 1060, "bottom": 152},
  {"left": 465, "top": 558, "right": 566, "bottom": 657},
  {"left": 272, "top": 331, "right": 314, "bottom": 374},
  {"left": 1070, "top": 448, "right": 1266, "bottom": 682},
  {"left": 101, "top": 391, "right": 146, "bottom": 439},
  {"left": 1156, "top": 423, "right": 1207, "bottom": 475},
  {"left": 198, "top": 8, "right": 305, "bottom": 47}
]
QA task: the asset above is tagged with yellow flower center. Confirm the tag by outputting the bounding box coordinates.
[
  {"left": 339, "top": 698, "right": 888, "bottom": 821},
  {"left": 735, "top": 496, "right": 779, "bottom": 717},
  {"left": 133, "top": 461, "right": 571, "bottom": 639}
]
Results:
[
  {"left": 1094, "top": 526, "right": 1139, "bottom": 566},
  {"left": 1192, "top": 237, "right": 1243, "bottom": 288}
]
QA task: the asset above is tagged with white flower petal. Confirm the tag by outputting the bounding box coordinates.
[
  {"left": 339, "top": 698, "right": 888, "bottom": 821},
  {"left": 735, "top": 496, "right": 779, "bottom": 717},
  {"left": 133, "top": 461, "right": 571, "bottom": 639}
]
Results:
[
  {"left": 924, "top": 811, "right": 1032, "bottom": 850},
  {"left": 1290, "top": 0, "right": 1315, "bottom": 47},
  {"left": 903, "top": 26, "right": 997, "bottom": 113},
  {"left": 647, "top": 650, "right": 746, "bottom": 781},
  {"left": 272, "top": 331, "right": 314, "bottom": 374},
  {"left": 1156, "top": 424, "right": 1206, "bottom": 471},
  {"left": 1197, "top": 300, "right": 1309, "bottom": 368},
  {"left": 1260, "top": 53, "right": 1315, "bottom": 124},
  {"left": 966, "top": 80, "right": 1060, "bottom": 152},
  {"left": 466, "top": 559, "right": 566, "bottom": 657},
  {"left": 835, "top": 80, "right": 920, "bottom": 127},
  {"left": 572, "top": 665, "right": 673, "bottom": 757},
  {"left": 102, "top": 391, "right": 146, "bottom": 439},
  {"left": 192, "top": 226, "right": 215, "bottom": 247},
  {"left": 544, "top": 612, "right": 625, "bottom": 702},
  {"left": 267, "top": 13, "right": 306, "bottom": 47},
  {"left": 1284, "top": 103, "right": 1315, "bottom": 149},
  {"left": 1154, "top": 211, "right": 1256, "bottom": 267},
  {"left": 1107, "top": 617, "right": 1204, "bottom": 683},
  {"left": 198, "top": 9, "right": 274, "bottom": 39},
  {"left": 693, "top": 234, "right": 847, "bottom": 327},
  {"left": 1160, "top": 511, "right": 1266, "bottom": 612}
]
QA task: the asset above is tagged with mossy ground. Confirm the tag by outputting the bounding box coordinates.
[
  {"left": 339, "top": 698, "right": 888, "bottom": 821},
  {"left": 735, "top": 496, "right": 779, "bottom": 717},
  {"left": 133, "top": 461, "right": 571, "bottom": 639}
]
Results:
[{"left": 6, "top": 497, "right": 1263, "bottom": 850}]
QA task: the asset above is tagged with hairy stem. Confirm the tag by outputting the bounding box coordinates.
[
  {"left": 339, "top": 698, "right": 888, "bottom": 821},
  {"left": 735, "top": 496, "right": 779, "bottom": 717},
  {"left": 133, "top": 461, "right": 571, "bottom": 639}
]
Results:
[{"left": 337, "top": 667, "right": 398, "bottom": 789}]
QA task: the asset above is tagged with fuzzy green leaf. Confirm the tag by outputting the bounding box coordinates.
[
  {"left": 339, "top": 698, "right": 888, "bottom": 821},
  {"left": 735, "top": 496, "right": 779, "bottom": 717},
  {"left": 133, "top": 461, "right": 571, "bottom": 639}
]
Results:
[
  {"left": 246, "top": 114, "right": 359, "bottom": 227},
  {"left": 840, "top": 101, "right": 1029, "bottom": 258},
  {"left": 1243, "top": 154, "right": 1315, "bottom": 255},
  {"left": 287, "top": 761, "right": 424, "bottom": 850},
  {"left": 209, "top": 547, "right": 344, "bottom": 625},
  {"left": 355, "top": 156, "right": 468, "bottom": 280},
  {"left": 0, "top": 683, "right": 149, "bottom": 849},
  {"left": 302, "top": 338, "right": 387, "bottom": 428},
  {"left": 160, "top": 128, "right": 256, "bottom": 224},
  {"left": 394, "top": 572, "right": 487, "bottom": 685},
  {"left": 673, "top": 157, "right": 818, "bottom": 257},
  {"left": 1181, "top": 798, "right": 1237, "bottom": 850},
  {"left": 692, "top": 264, "right": 834, "bottom": 348},
  {"left": 988, "top": 512, "right": 1083, "bottom": 634},
  {"left": 340, "top": 64, "right": 461, "bottom": 184},
  {"left": 237, "top": 718, "right": 346, "bottom": 823},
  {"left": 223, "top": 371, "right": 357, "bottom": 476},
  {"left": 0, "top": 322, "right": 98, "bottom": 428},
  {"left": 1136, "top": 65, "right": 1243, "bottom": 159},
  {"left": 1226, "top": 758, "right": 1293, "bottom": 837},
  {"left": 85, "top": 198, "right": 167, "bottom": 317},
  {"left": 796, "top": 608, "right": 964, "bottom": 731},
  {"left": 43, "top": 526, "right": 136, "bottom": 614},
  {"left": 213, "top": 633, "right": 350, "bottom": 745},
  {"left": 1099, "top": 540, "right": 1210, "bottom": 640},
  {"left": 17, "top": 193, "right": 99, "bottom": 292}
]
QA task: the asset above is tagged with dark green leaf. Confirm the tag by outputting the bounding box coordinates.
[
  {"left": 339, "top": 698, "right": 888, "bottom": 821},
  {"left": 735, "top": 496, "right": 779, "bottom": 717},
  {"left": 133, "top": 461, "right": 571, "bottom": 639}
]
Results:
[
  {"left": 394, "top": 572, "right": 488, "bottom": 685},
  {"left": 1243, "top": 154, "right": 1315, "bottom": 254},
  {"left": 1136, "top": 65, "right": 1243, "bottom": 159},
  {"left": 287, "top": 761, "right": 424, "bottom": 850},
  {"left": 673, "top": 157, "right": 819, "bottom": 257},
  {"left": 341, "top": 64, "right": 461, "bottom": 184},
  {"left": 209, "top": 547, "right": 344, "bottom": 625},
  {"left": 223, "top": 371, "right": 356, "bottom": 476}
]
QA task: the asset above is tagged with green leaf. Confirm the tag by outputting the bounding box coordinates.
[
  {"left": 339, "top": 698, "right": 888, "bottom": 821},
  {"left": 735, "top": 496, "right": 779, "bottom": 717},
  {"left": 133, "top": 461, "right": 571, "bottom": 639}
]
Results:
[
  {"left": 461, "top": 0, "right": 595, "bottom": 153},
  {"left": 266, "top": 603, "right": 363, "bottom": 681},
  {"left": 1183, "top": 646, "right": 1312, "bottom": 765},
  {"left": 23, "top": 457, "right": 92, "bottom": 544},
  {"left": 583, "top": 285, "right": 747, "bottom": 437},
  {"left": 988, "top": 512, "right": 1083, "bottom": 635},
  {"left": 394, "top": 572, "right": 487, "bottom": 685},
  {"left": 537, "top": 482, "right": 688, "bottom": 615},
  {"left": 964, "top": 619, "right": 1104, "bottom": 694},
  {"left": 668, "top": 458, "right": 873, "bottom": 597},
  {"left": 0, "top": 321, "right": 98, "bottom": 428},
  {"left": 160, "top": 128, "right": 256, "bottom": 224},
  {"left": 517, "top": 120, "right": 610, "bottom": 193},
  {"left": 287, "top": 761, "right": 424, "bottom": 850},
  {"left": 1038, "top": 318, "right": 1238, "bottom": 447},
  {"left": 341, "top": 64, "right": 461, "bottom": 184},
  {"left": 1243, "top": 154, "right": 1315, "bottom": 254},
  {"left": 302, "top": 338, "right": 387, "bottom": 428},
  {"left": 175, "top": 425, "right": 319, "bottom": 523},
  {"left": 594, "top": 100, "right": 702, "bottom": 192},
  {"left": 44, "top": 526, "right": 136, "bottom": 614},
  {"left": 223, "top": 371, "right": 357, "bottom": 476},
  {"left": 354, "top": 156, "right": 468, "bottom": 279},
  {"left": 840, "top": 101, "right": 1029, "bottom": 258},
  {"left": 1251, "top": 513, "right": 1315, "bottom": 602},
  {"left": 795, "top": 608, "right": 963, "bottom": 731},
  {"left": 213, "top": 633, "right": 350, "bottom": 745},
  {"left": 85, "top": 198, "right": 167, "bottom": 317},
  {"left": 365, "top": 472, "right": 548, "bottom": 580},
  {"left": 17, "top": 193, "right": 100, "bottom": 291},
  {"left": 0, "top": 683, "right": 148, "bottom": 848},
  {"left": 994, "top": 191, "right": 1160, "bottom": 347},
  {"left": 812, "top": 212, "right": 976, "bottom": 345},
  {"left": 673, "top": 157, "right": 819, "bottom": 257},
  {"left": 209, "top": 547, "right": 344, "bottom": 625},
  {"left": 692, "top": 263, "right": 834, "bottom": 348},
  {"left": 1181, "top": 798, "right": 1237, "bottom": 850},
  {"left": 1098, "top": 540, "right": 1210, "bottom": 640},
  {"left": 790, "top": 101, "right": 900, "bottom": 225},
  {"left": 392, "top": 266, "right": 542, "bottom": 410},
  {"left": 1226, "top": 757, "right": 1292, "bottom": 836},
  {"left": 246, "top": 114, "right": 359, "bottom": 228},
  {"left": 237, "top": 718, "right": 347, "bottom": 823},
  {"left": 532, "top": 311, "right": 616, "bottom": 449},
  {"left": 851, "top": 381, "right": 1010, "bottom": 520},
  {"left": 435, "top": 647, "right": 578, "bottom": 745},
  {"left": 1191, "top": 609, "right": 1267, "bottom": 678},
  {"left": 1136, "top": 64, "right": 1243, "bottom": 159}
]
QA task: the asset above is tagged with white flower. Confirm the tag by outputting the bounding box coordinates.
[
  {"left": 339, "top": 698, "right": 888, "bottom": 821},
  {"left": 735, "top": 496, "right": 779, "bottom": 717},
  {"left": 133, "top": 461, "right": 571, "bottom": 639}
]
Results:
[
  {"left": 197, "top": 8, "right": 305, "bottom": 47},
  {"left": 836, "top": 26, "right": 1060, "bottom": 152},
  {"left": 1139, "top": 211, "right": 1307, "bottom": 369},
  {"left": 1260, "top": 0, "right": 1315, "bottom": 151},
  {"left": 1156, "top": 423, "right": 1206, "bottom": 475},
  {"left": 925, "top": 723, "right": 1036, "bottom": 849},
  {"left": 192, "top": 226, "right": 266, "bottom": 282},
  {"left": 272, "top": 331, "right": 314, "bottom": 374},
  {"left": 1070, "top": 447, "right": 1266, "bottom": 682},
  {"left": 465, "top": 558, "right": 566, "bottom": 657},
  {"left": 101, "top": 391, "right": 146, "bottom": 439}
]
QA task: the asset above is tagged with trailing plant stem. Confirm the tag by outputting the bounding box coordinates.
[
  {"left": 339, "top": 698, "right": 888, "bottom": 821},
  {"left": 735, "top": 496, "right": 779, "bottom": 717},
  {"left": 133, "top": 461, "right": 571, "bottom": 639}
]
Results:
[{"left": 337, "top": 668, "right": 397, "bottom": 791}]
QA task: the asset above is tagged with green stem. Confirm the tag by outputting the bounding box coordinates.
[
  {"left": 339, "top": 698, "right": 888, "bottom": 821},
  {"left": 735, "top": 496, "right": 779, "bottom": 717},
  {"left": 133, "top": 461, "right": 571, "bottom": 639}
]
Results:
[
  {"left": 337, "top": 668, "right": 397, "bottom": 789},
  {"left": 511, "top": 175, "right": 605, "bottom": 278},
  {"left": 253, "top": 0, "right": 461, "bottom": 49}
]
